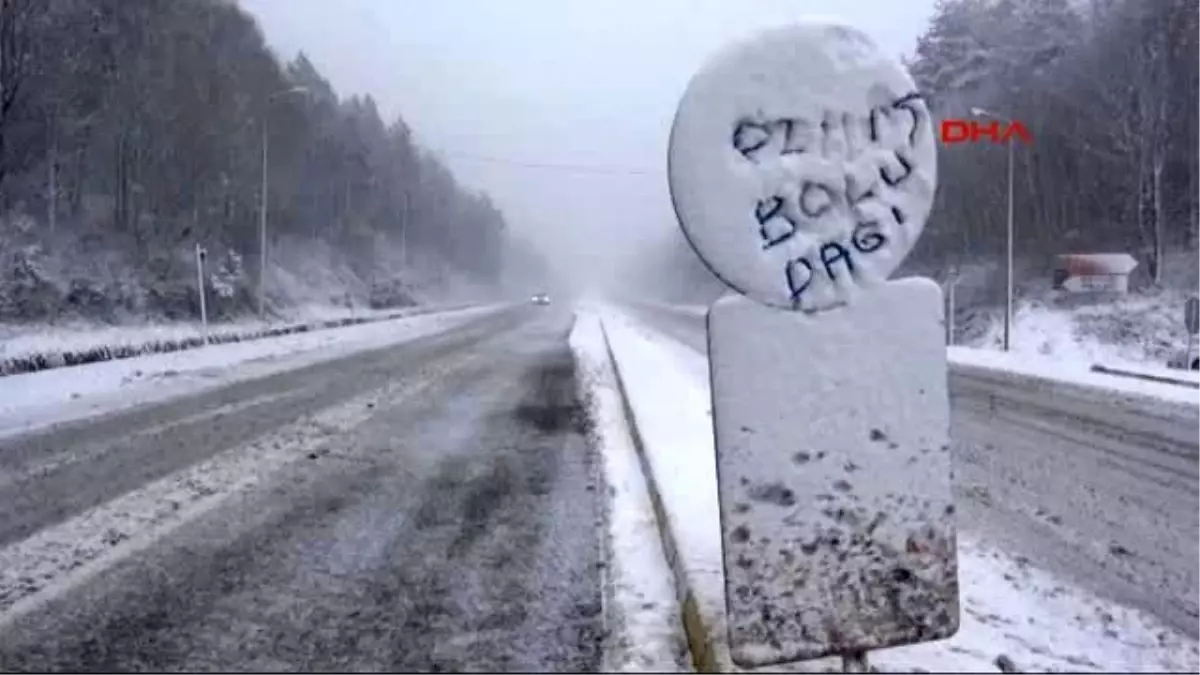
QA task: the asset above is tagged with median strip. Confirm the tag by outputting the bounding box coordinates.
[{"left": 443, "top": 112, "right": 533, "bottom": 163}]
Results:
[
  {"left": 570, "top": 311, "right": 690, "bottom": 673},
  {"left": 594, "top": 308, "right": 733, "bottom": 672}
]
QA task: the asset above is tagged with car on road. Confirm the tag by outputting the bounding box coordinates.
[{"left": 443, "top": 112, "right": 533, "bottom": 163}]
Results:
[{"left": 531, "top": 293, "right": 551, "bottom": 306}]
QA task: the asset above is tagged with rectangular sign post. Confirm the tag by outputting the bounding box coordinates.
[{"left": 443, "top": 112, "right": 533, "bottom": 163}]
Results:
[
  {"left": 708, "top": 282, "right": 957, "bottom": 667},
  {"left": 668, "top": 20, "right": 960, "bottom": 671},
  {"left": 1185, "top": 294, "right": 1195, "bottom": 367}
]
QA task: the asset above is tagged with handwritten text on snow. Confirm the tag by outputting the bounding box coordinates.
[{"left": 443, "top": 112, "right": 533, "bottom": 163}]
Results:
[{"left": 732, "top": 93, "right": 925, "bottom": 302}]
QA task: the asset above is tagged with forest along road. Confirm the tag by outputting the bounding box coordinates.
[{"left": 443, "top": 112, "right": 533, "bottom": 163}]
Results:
[
  {"left": 628, "top": 303, "right": 1200, "bottom": 638},
  {"left": 0, "top": 305, "right": 604, "bottom": 672}
]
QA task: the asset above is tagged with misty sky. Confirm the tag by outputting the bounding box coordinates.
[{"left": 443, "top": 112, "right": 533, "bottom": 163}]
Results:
[{"left": 238, "top": 0, "right": 937, "bottom": 287}]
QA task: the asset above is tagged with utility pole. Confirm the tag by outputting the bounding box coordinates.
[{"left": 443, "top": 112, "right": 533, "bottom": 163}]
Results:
[
  {"left": 400, "top": 189, "right": 408, "bottom": 268},
  {"left": 46, "top": 119, "right": 57, "bottom": 235},
  {"left": 257, "top": 85, "right": 309, "bottom": 319},
  {"left": 1004, "top": 134, "right": 1014, "bottom": 352},
  {"left": 971, "top": 106, "right": 1017, "bottom": 352},
  {"left": 258, "top": 116, "right": 268, "bottom": 318}
]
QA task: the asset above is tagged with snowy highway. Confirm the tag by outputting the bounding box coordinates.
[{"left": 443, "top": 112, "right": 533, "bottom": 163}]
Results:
[
  {"left": 0, "top": 305, "right": 604, "bottom": 671},
  {"left": 625, "top": 302, "right": 1200, "bottom": 639},
  {"left": 0, "top": 300, "right": 1195, "bottom": 673}
]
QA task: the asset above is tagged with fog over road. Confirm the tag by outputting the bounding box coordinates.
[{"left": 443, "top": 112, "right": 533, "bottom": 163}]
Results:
[{"left": 0, "top": 306, "right": 604, "bottom": 672}]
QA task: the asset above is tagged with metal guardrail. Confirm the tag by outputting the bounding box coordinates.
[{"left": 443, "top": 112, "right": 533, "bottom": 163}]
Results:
[{"left": 1090, "top": 363, "right": 1200, "bottom": 390}]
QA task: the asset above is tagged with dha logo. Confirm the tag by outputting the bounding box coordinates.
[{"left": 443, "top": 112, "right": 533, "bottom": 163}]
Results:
[{"left": 940, "top": 119, "right": 1032, "bottom": 145}]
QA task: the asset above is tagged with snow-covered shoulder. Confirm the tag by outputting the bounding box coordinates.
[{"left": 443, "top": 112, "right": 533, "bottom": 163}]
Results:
[
  {"left": 0, "top": 304, "right": 411, "bottom": 367},
  {"left": 0, "top": 305, "right": 506, "bottom": 439},
  {"left": 949, "top": 345, "right": 1199, "bottom": 408}
]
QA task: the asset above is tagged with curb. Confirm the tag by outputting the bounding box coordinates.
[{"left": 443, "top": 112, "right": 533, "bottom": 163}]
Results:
[
  {"left": 569, "top": 313, "right": 619, "bottom": 674},
  {"left": 0, "top": 302, "right": 484, "bottom": 378},
  {"left": 600, "top": 319, "right": 723, "bottom": 673}
]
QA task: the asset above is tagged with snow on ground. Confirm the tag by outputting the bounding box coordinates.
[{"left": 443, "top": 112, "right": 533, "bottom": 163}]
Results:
[
  {"left": 967, "top": 291, "right": 1195, "bottom": 371},
  {"left": 593, "top": 304, "right": 1199, "bottom": 673},
  {"left": 641, "top": 296, "right": 1200, "bottom": 397},
  {"left": 948, "top": 346, "right": 1199, "bottom": 407},
  {"left": 978, "top": 300, "right": 1124, "bottom": 366},
  {"left": 0, "top": 303, "right": 425, "bottom": 364},
  {"left": 647, "top": 286, "right": 1199, "bottom": 374},
  {"left": 882, "top": 536, "right": 1200, "bottom": 673},
  {"left": 569, "top": 310, "right": 689, "bottom": 673},
  {"left": 0, "top": 304, "right": 508, "bottom": 439}
]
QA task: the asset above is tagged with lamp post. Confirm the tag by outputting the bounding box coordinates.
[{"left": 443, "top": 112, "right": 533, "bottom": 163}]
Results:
[
  {"left": 258, "top": 85, "right": 309, "bottom": 318},
  {"left": 970, "top": 106, "right": 1015, "bottom": 352}
]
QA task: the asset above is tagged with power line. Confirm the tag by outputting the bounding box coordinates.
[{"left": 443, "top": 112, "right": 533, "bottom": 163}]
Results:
[{"left": 436, "top": 150, "right": 663, "bottom": 177}]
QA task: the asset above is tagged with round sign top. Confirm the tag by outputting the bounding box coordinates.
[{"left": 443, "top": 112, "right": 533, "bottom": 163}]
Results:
[{"left": 667, "top": 20, "right": 937, "bottom": 311}]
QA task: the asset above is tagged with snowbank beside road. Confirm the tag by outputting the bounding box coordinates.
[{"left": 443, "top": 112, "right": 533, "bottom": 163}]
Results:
[
  {"left": 595, "top": 305, "right": 1199, "bottom": 673},
  {"left": 639, "top": 292, "right": 1200, "bottom": 375},
  {"left": 949, "top": 345, "right": 1199, "bottom": 407},
  {"left": 0, "top": 303, "right": 401, "bottom": 357},
  {"left": 634, "top": 299, "right": 1199, "bottom": 406},
  {"left": 0, "top": 304, "right": 509, "bottom": 439},
  {"left": 0, "top": 303, "right": 481, "bottom": 377}
]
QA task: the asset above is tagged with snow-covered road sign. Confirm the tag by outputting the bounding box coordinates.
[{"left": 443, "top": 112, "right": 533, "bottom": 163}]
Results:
[{"left": 668, "top": 20, "right": 959, "bottom": 668}]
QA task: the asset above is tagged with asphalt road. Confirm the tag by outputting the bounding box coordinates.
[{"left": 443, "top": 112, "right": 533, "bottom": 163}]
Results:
[
  {"left": 0, "top": 305, "right": 605, "bottom": 672},
  {"left": 629, "top": 303, "right": 1199, "bottom": 638}
]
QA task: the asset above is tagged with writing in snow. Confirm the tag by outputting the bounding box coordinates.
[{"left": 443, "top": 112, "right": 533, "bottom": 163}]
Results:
[{"left": 731, "top": 92, "right": 927, "bottom": 303}]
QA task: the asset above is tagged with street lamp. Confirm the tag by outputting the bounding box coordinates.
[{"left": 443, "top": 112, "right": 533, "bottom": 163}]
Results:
[
  {"left": 970, "top": 106, "right": 1016, "bottom": 352},
  {"left": 258, "top": 85, "right": 309, "bottom": 318}
]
